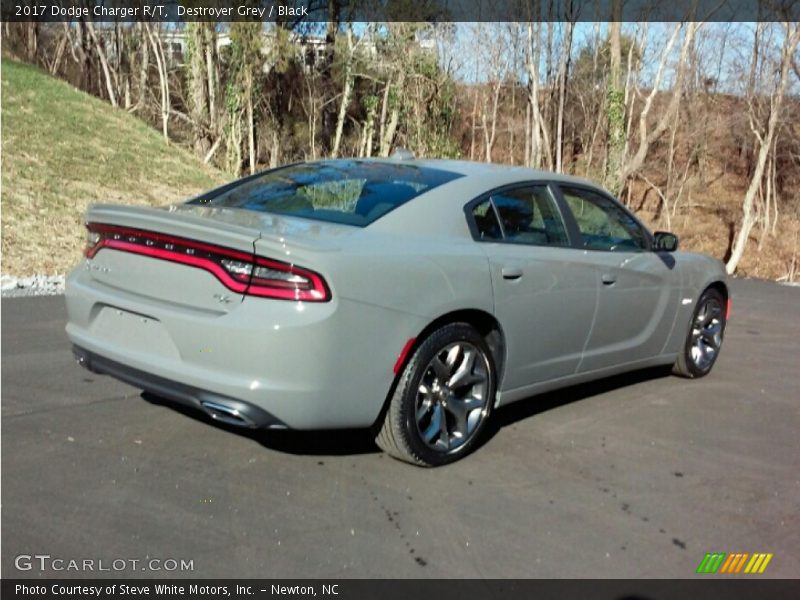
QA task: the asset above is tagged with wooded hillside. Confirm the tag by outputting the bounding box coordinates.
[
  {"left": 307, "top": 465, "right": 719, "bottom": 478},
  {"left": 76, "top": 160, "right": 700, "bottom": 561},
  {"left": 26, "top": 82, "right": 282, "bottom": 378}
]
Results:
[{"left": 4, "top": 16, "right": 799, "bottom": 280}]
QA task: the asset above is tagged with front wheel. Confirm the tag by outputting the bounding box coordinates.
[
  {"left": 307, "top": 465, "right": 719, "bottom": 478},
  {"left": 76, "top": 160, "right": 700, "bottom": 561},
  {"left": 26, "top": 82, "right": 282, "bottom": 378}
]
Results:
[
  {"left": 375, "top": 323, "right": 496, "bottom": 467},
  {"left": 673, "top": 287, "right": 727, "bottom": 378}
]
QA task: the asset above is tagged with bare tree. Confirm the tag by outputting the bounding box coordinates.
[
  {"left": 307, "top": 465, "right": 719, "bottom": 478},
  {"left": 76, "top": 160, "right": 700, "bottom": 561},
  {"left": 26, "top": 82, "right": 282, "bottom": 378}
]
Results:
[
  {"left": 554, "top": 19, "right": 576, "bottom": 172},
  {"left": 474, "top": 23, "right": 510, "bottom": 163},
  {"left": 726, "top": 23, "right": 800, "bottom": 274},
  {"left": 84, "top": 19, "right": 118, "bottom": 107},
  {"left": 331, "top": 28, "right": 357, "bottom": 158},
  {"left": 144, "top": 22, "right": 169, "bottom": 140},
  {"left": 526, "top": 16, "right": 552, "bottom": 169},
  {"left": 187, "top": 24, "right": 211, "bottom": 154},
  {"left": 604, "top": 0, "right": 624, "bottom": 191},
  {"left": 620, "top": 21, "right": 697, "bottom": 188}
]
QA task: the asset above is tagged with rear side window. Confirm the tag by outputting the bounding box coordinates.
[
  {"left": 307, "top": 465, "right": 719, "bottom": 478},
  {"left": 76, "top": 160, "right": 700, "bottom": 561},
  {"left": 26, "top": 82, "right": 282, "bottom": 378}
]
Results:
[
  {"left": 191, "top": 160, "right": 462, "bottom": 227},
  {"left": 471, "top": 186, "right": 569, "bottom": 247},
  {"left": 472, "top": 200, "right": 502, "bottom": 240}
]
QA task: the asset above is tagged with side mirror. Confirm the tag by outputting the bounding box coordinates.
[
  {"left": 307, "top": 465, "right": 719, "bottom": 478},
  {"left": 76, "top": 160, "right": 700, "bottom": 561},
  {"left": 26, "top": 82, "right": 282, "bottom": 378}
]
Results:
[{"left": 653, "top": 231, "right": 679, "bottom": 252}]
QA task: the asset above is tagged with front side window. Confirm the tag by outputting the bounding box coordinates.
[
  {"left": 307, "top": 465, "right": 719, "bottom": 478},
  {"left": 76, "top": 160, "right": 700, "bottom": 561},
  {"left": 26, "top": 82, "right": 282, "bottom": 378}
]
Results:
[
  {"left": 560, "top": 186, "right": 647, "bottom": 251},
  {"left": 191, "top": 160, "right": 462, "bottom": 227},
  {"left": 471, "top": 186, "right": 569, "bottom": 247}
]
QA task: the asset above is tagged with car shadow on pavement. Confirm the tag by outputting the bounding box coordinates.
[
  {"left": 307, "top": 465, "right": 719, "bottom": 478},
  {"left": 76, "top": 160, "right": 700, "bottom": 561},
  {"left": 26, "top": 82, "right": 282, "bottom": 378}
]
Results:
[
  {"left": 483, "top": 365, "right": 674, "bottom": 441},
  {"left": 142, "top": 365, "right": 673, "bottom": 458},
  {"left": 141, "top": 392, "right": 378, "bottom": 456}
]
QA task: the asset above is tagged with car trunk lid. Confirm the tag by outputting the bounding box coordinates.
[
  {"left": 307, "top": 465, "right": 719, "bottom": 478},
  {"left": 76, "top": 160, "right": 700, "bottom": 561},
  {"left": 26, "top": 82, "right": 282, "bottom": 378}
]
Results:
[
  {"left": 85, "top": 204, "right": 262, "bottom": 312},
  {"left": 84, "top": 204, "right": 353, "bottom": 311}
]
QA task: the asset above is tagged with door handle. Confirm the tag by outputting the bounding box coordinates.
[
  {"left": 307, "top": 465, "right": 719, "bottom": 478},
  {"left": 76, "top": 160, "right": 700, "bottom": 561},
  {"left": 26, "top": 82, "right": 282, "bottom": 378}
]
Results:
[
  {"left": 601, "top": 273, "right": 617, "bottom": 285},
  {"left": 501, "top": 267, "right": 523, "bottom": 280}
]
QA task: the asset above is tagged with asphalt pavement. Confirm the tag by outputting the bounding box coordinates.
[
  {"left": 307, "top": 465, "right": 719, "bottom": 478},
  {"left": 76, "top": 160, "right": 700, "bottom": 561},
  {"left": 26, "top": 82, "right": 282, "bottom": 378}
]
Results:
[{"left": 2, "top": 279, "right": 798, "bottom": 578}]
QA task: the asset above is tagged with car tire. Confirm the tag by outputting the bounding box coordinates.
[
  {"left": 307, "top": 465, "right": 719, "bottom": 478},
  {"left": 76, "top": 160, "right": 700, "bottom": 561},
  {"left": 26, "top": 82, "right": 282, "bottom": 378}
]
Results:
[
  {"left": 672, "top": 287, "right": 727, "bottom": 378},
  {"left": 375, "top": 323, "right": 496, "bottom": 467}
]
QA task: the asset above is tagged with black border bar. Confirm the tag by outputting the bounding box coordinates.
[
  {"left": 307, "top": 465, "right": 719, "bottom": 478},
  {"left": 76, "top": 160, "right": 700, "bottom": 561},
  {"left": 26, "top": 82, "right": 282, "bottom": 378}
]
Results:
[
  {"left": 3, "top": 579, "right": 800, "bottom": 600},
  {"left": 2, "top": 0, "right": 799, "bottom": 23}
]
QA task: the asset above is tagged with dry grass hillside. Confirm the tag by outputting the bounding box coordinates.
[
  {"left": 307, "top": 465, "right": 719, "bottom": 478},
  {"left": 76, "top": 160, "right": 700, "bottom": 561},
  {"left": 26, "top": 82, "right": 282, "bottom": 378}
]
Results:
[{"left": 1, "top": 59, "right": 226, "bottom": 276}]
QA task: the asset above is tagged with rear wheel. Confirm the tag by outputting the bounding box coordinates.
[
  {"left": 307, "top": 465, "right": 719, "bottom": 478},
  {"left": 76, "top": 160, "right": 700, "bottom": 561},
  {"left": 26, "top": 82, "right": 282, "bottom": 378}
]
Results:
[
  {"left": 673, "top": 287, "right": 726, "bottom": 378},
  {"left": 375, "top": 323, "right": 496, "bottom": 466}
]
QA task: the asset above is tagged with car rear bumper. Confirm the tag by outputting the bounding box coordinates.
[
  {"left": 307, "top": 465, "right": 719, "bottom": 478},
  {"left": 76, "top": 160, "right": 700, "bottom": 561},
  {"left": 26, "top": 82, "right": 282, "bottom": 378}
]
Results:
[
  {"left": 65, "top": 263, "right": 423, "bottom": 430},
  {"left": 72, "top": 345, "right": 285, "bottom": 429}
]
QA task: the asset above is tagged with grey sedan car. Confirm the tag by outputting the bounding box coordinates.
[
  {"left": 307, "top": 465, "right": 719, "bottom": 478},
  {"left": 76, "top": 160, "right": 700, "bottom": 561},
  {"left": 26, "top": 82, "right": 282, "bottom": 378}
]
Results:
[{"left": 66, "top": 157, "right": 729, "bottom": 466}]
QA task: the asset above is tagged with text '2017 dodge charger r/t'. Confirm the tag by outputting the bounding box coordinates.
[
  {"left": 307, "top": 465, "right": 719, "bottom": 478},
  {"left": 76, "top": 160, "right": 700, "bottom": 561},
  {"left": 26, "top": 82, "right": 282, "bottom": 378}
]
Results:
[{"left": 66, "top": 157, "right": 729, "bottom": 466}]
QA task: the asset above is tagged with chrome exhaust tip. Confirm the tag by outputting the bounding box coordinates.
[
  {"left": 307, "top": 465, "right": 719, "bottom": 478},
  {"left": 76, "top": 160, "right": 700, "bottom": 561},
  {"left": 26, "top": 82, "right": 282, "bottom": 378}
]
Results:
[{"left": 200, "top": 400, "right": 257, "bottom": 428}]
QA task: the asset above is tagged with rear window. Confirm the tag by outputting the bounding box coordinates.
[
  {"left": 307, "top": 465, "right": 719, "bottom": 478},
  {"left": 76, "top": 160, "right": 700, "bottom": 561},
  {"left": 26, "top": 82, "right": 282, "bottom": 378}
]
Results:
[{"left": 190, "top": 160, "right": 462, "bottom": 227}]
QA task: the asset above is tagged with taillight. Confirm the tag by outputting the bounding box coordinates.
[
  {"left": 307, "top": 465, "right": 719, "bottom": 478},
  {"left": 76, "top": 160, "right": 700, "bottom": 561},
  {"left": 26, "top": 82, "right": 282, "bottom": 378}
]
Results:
[
  {"left": 85, "top": 229, "right": 101, "bottom": 257},
  {"left": 84, "top": 223, "right": 330, "bottom": 301},
  {"left": 248, "top": 258, "right": 329, "bottom": 301}
]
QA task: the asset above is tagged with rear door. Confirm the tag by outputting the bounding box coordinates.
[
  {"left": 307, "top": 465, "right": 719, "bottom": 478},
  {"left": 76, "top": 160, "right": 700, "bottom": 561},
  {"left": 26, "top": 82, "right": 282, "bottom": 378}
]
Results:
[
  {"left": 554, "top": 184, "right": 680, "bottom": 372},
  {"left": 469, "top": 184, "right": 597, "bottom": 393}
]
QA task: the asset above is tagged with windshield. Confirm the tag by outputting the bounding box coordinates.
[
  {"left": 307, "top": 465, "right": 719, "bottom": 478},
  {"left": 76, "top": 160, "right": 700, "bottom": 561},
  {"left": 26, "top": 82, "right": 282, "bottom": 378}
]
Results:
[{"left": 190, "top": 160, "right": 463, "bottom": 227}]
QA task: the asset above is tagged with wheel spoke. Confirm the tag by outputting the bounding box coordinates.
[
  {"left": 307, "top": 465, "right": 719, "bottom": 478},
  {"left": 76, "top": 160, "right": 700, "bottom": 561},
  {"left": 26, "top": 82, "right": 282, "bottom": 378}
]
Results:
[
  {"left": 430, "top": 356, "right": 450, "bottom": 383},
  {"left": 695, "top": 304, "right": 708, "bottom": 326},
  {"left": 445, "top": 344, "right": 461, "bottom": 370},
  {"left": 697, "top": 341, "right": 708, "bottom": 365},
  {"left": 446, "top": 396, "right": 482, "bottom": 427},
  {"left": 447, "top": 348, "right": 482, "bottom": 388},
  {"left": 703, "top": 322, "right": 722, "bottom": 346},
  {"left": 436, "top": 403, "right": 449, "bottom": 450},
  {"left": 416, "top": 400, "right": 431, "bottom": 422},
  {"left": 421, "top": 403, "right": 443, "bottom": 444}
]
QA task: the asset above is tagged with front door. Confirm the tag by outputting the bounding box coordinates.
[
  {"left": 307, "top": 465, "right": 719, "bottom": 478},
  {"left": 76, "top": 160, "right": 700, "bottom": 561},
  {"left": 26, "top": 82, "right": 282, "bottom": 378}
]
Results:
[{"left": 555, "top": 184, "right": 680, "bottom": 373}]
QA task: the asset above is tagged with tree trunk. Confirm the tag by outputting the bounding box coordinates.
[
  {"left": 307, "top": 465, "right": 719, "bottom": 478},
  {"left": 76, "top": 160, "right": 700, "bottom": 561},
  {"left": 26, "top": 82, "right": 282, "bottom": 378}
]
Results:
[
  {"left": 25, "top": 22, "right": 39, "bottom": 62},
  {"left": 554, "top": 21, "right": 574, "bottom": 173},
  {"left": 619, "top": 22, "right": 692, "bottom": 189},
  {"left": 205, "top": 26, "right": 218, "bottom": 135},
  {"left": 270, "top": 129, "right": 280, "bottom": 168},
  {"left": 364, "top": 107, "right": 375, "bottom": 157},
  {"left": 187, "top": 24, "right": 211, "bottom": 154},
  {"left": 604, "top": 0, "right": 624, "bottom": 192},
  {"left": 145, "top": 23, "right": 169, "bottom": 140},
  {"left": 331, "top": 30, "right": 354, "bottom": 158},
  {"left": 247, "top": 71, "right": 256, "bottom": 174},
  {"left": 469, "top": 88, "right": 478, "bottom": 161},
  {"left": 138, "top": 23, "right": 149, "bottom": 107},
  {"left": 49, "top": 30, "right": 68, "bottom": 76},
  {"left": 482, "top": 81, "right": 502, "bottom": 163},
  {"left": 378, "top": 77, "right": 391, "bottom": 155},
  {"left": 726, "top": 24, "right": 799, "bottom": 274},
  {"left": 85, "top": 19, "right": 118, "bottom": 107},
  {"left": 526, "top": 21, "right": 551, "bottom": 169},
  {"left": 379, "top": 71, "right": 404, "bottom": 157}
]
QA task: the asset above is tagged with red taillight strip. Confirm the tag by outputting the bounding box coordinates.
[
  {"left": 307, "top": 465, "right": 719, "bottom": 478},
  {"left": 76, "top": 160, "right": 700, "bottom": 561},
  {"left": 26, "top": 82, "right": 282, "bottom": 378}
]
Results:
[
  {"left": 85, "top": 223, "right": 252, "bottom": 261},
  {"left": 102, "top": 239, "right": 250, "bottom": 293},
  {"left": 85, "top": 223, "right": 330, "bottom": 302}
]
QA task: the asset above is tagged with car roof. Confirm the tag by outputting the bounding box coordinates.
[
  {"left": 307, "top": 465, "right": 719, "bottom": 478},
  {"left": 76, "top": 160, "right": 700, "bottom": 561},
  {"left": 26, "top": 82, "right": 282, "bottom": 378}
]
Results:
[{"left": 357, "top": 157, "right": 602, "bottom": 190}]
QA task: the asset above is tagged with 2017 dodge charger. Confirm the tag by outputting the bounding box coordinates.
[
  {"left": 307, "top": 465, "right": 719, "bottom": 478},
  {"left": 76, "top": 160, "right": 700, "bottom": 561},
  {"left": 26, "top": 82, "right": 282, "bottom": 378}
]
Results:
[{"left": 66, "top": 157, "right": 729, "bottom": 466}]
